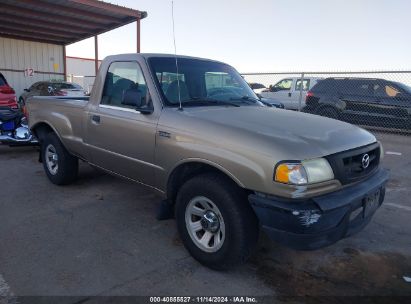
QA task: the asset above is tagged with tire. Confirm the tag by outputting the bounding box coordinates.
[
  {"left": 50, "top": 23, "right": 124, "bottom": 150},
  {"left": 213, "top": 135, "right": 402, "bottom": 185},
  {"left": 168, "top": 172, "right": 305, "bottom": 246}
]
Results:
[
  {"left": 175, "top": 173, "right": 259, "bottom": 270},
  {"left": 41, "top": 132, "right": 78, "bottom": 185},
  {"left": 317, "top": 106, "right": 339, "bottom": 120}
]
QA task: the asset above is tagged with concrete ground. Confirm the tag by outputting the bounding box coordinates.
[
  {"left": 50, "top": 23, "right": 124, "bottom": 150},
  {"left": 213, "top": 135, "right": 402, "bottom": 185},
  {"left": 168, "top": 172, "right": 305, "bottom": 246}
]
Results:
[{"left": 0, "top": 131, "right": 410, "bottom": 302}]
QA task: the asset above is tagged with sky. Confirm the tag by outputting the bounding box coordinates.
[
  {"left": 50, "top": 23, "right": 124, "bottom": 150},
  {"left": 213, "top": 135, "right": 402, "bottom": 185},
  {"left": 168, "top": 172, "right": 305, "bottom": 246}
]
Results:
[{"left": 66, "top": 0, "right": 411, "bottom": 73}]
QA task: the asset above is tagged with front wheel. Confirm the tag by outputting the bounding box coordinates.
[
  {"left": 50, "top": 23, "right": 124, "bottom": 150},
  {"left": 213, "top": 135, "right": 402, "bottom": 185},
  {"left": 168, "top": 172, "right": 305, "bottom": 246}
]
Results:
[
  {"left": 41, "top": 132, "right": 78, "bottom": 185},
  {"left": 175, "top": 173, "right": 259, "bottom": 269}
]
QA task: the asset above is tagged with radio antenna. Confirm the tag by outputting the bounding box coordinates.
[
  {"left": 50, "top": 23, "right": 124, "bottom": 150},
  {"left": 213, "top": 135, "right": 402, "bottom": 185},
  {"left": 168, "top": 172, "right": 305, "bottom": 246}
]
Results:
[{"left": 171, "top": 0, "right": 183, "bottom": 111}]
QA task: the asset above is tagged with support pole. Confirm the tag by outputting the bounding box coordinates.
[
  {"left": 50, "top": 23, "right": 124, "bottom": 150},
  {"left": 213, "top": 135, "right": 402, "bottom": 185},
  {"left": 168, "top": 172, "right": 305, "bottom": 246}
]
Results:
[
  {"left": 94, "top": 35, "right": 99, "bottom": 76},
  {"left": 63, "top": 45, "right": 67, "bottom": 81},
  {"left": 298, "top": 72, "right": 305, "bottom": 111},
  {"left": 137, "top": 19, "right": 141, "bottom": 53}
]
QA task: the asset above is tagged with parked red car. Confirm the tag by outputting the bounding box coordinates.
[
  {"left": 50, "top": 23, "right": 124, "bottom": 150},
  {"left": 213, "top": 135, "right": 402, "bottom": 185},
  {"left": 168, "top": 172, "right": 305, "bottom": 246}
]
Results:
[{"left": 0, "top": 73, "right": 18, "bottom": 109}]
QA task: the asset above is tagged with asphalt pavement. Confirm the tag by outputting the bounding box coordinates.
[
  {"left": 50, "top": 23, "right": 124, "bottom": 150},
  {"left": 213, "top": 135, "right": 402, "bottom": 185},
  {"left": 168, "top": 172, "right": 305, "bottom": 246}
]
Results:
[{"left": 0, "top": 130, "right": 410, "bottom": 301}]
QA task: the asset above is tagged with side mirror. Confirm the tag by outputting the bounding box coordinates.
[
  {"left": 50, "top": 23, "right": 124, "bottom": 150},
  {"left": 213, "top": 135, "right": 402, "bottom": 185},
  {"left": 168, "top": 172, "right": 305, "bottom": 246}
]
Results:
[
  {"left": 122, "top": 88, "right": 153, "bottom": 114},
  {"left": 24, "top": 88, "right": 30, "bottom": 92},
  {"left": 47, "top": 86, "right": 54, "bottom": 94}
]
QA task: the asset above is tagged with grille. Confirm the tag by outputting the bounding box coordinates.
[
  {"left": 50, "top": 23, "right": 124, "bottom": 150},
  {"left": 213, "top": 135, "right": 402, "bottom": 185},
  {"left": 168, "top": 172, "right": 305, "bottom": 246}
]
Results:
[{"left": 325, "top": 142, "right": 380, "bottom": 185}]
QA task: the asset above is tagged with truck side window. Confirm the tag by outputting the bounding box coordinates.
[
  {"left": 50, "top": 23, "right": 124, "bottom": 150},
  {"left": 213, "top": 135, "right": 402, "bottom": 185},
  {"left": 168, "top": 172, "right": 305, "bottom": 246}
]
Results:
[
  {"left": 270, "top": 79, "right": 292, "bottom": 92},
  {"left": 101, "top": 61, "right": 148, "bottom": 109},
  {"left": 295, "top": 79, "right": 310, "bottom": 91}
]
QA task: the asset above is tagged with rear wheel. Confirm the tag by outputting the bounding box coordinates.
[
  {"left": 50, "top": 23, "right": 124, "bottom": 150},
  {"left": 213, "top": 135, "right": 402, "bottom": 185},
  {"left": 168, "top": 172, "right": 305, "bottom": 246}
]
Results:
[
  {"left": 175, "top": 173, "right": 259, "bottom": 269},
  {"left": 317, "top": 106, "right": 339, "bottom": 120},
  {"left": 41, "top": 132, "right": 78, "bottom": 185}
]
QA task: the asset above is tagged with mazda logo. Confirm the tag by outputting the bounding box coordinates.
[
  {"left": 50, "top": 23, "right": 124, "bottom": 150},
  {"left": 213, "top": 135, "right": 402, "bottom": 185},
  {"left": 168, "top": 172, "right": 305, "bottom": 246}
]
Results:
[{"left": 362, "top": 153, "right": 370, "bottom": 169}]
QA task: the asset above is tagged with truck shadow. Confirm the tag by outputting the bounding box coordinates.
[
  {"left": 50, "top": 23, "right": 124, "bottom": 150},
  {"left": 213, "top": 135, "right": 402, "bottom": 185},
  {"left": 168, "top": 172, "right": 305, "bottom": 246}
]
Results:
[{"left": 75, "top": 163, "right": 108, "bottom": 185}]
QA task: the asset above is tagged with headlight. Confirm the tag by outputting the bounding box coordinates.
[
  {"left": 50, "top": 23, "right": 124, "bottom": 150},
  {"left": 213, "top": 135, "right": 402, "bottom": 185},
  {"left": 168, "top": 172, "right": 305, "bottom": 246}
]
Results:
[
  {"left": 275, "top": 158, "right": 334, "bottom": 185},
  {"left": 302, "top": 158, "right": 334, "bottom": 183}
]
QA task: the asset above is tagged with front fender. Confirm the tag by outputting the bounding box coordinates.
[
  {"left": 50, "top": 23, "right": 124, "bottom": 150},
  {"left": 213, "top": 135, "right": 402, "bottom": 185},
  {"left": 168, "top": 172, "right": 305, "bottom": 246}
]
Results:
[
  {"left": 169, "top": 157, "right": 246, "bottom": 188},
  {"left": 155, "top": 135, "right": 272, "bottom": 194}
]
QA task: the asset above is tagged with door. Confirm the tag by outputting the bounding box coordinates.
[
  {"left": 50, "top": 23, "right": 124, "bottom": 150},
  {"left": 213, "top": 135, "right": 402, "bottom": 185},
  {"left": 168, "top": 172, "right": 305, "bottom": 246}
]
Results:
[
  {"left": 262, "top": 78, "right": 294, "bottom": 109},
  {"left": 340, "top": 79, "right": 410, "bottom": 127},
  {"left": 85, "top": 61, "right": 159, "bottom": 186},
  {"left": 370, "top": 81, "right": 411, "bottom": 128},
  {"left": 339, "top": 79, "right": 376, "bottom": 124},
  {"left": 293, "top": 78, "right": 311, "bottom": 110}
]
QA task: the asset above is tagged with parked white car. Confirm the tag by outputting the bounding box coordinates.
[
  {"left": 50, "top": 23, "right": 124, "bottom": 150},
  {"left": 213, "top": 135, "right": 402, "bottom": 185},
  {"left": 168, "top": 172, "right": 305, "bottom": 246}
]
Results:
[{"left": 260, "top": 77, "right": 323, "bottom": 110}]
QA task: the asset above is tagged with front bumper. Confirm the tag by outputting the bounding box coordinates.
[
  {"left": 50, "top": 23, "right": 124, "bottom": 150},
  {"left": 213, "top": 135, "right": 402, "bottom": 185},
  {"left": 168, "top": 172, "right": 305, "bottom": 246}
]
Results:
[{"left": 249, "top": 168, "right": 389, "bottom": 250}]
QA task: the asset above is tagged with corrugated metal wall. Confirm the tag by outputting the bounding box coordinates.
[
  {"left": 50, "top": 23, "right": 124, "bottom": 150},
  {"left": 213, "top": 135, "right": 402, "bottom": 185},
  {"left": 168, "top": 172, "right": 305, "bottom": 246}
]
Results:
[{"left": 0, "top": 37, "right": 64, "bottom": 99}]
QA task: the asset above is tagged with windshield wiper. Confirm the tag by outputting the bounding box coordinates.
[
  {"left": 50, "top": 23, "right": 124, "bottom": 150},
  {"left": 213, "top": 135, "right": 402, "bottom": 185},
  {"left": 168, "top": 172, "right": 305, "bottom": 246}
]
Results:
[
  {"left": 181, "top": 98, "right": 240, "bottom": 107},
  {"left": 229, "top": 96, "right": 261, "bottom": 104}
]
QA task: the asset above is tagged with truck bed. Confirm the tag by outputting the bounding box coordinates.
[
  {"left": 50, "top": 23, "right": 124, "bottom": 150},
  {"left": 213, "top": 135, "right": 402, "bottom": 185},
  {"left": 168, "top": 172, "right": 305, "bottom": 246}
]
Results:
[{"left": 27, "top": 96, "right": 90, "bottom": 158}]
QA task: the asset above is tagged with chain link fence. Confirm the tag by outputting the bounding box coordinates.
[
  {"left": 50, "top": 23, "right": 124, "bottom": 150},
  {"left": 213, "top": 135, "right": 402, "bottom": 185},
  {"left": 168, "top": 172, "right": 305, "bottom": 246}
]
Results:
[
  {"left": 242, "top": 71, "right": 411, "bottom": 135},
  {"left": 65, "top": 71, "right": 411, "bottom": 135}
]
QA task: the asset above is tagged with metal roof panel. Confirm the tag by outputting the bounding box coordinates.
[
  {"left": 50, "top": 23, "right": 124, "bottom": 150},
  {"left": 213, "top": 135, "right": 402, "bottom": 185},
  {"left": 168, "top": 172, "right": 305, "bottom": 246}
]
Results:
[{"left": 0, "top": 0, "right": 146, "bottom": 45}]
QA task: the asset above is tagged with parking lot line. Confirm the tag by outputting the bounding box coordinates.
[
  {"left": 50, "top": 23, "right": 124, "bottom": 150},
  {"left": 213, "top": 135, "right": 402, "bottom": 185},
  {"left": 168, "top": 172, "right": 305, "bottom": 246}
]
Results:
[
  {"left": 384, "top": 203, "right": 411, "bottom": 212},
  {"left": 385, "top": 151, "right": 402, "bottom": 156}
]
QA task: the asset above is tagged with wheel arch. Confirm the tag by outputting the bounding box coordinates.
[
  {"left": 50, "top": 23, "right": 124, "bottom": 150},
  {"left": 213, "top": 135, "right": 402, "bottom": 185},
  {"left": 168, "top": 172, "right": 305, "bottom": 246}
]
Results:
[
  {"left": 31, "top": 121, "right": 64, "bottom": 145},
  {"left": 166, "top": 159, "right": 246, "bottom": 204},
  {"left": 315, "top": 104, "right": 342, "bottom": 118}
]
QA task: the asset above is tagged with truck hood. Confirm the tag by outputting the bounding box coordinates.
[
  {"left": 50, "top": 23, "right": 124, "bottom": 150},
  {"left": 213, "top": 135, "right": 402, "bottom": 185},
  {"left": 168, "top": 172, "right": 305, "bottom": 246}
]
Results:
[{"left": 176, "top": 106, "right": 376, "bottom": 160}]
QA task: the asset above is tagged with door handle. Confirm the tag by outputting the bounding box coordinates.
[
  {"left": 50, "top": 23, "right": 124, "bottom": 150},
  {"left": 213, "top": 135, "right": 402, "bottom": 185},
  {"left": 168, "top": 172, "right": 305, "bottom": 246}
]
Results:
[
  {"left": 91, "top": 115, "right": 100, "bottom": 124},
  {"left": 288, "top": 92, "right": 292, "bottom": 97}
]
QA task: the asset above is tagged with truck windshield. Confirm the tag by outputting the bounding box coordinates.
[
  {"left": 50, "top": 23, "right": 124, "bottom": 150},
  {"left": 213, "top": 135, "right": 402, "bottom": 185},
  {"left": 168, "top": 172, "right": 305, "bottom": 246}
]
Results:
[{"left": 148, "top": 57, "right": 261, "bottom": 107}]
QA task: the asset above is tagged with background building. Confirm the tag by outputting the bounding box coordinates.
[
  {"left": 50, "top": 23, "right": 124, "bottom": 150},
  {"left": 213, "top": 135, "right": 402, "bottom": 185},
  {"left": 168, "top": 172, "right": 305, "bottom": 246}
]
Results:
[
  {"left": 66, "top": 56, "right": 102, "bottom": 93},
  {"left": 0, "top": 37, "right": 65, "bottom": 97},
  {"left": 0, "top": 0, "right": 146, "bottom": 98}
]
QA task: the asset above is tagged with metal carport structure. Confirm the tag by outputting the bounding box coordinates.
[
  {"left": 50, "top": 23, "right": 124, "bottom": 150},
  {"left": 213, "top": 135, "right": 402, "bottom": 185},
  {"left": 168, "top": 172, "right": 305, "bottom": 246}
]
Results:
[{"left": 0, "top": 0, "right": 147, "bottom": 81}]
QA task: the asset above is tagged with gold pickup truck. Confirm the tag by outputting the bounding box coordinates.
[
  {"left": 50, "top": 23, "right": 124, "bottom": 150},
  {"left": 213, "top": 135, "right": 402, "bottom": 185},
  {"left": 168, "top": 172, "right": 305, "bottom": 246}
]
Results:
[{"left": 27, "top": 54, "right": 389, "bottom": 269}]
